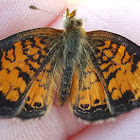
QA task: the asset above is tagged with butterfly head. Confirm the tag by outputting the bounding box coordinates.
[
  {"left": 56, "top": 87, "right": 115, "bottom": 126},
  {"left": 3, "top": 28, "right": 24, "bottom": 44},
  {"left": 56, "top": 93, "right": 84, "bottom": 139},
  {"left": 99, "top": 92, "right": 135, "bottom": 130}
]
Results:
[{"left": 63, "top": 8, "right": 83, "bottom": 30}]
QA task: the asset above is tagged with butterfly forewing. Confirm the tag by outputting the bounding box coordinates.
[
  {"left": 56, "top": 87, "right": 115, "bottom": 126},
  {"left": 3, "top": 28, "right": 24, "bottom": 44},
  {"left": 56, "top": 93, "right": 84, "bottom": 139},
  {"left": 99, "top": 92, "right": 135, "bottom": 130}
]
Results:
[
  {"left": 0, "top": 28, "right": 63, "bottom": 117},
  {"left": 86, "top": 30, "right": 140, "bottom": 116}
]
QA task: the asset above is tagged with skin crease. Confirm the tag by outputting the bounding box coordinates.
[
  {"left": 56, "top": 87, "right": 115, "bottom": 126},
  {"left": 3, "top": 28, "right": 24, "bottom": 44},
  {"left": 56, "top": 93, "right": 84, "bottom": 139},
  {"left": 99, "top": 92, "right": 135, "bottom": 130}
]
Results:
[{"left": 0, "top": 0, "right": 140, "bottom": 140}]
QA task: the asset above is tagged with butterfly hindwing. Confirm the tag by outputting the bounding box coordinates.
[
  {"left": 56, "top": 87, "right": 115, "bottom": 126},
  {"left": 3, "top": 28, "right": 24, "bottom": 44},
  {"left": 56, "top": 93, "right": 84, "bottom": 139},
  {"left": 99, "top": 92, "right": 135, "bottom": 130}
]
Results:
[
  {"left": 70, "top": 61, "right": 114, "bottom": 121},
  {"left": 18, "top": 63, "right": 55, "bottom": 118},
  {"left": 86, "top": 30, "right": 140, "bottom": 116},
  {"left": 0, "top": 28, "right": 63, "bottom": 117}
]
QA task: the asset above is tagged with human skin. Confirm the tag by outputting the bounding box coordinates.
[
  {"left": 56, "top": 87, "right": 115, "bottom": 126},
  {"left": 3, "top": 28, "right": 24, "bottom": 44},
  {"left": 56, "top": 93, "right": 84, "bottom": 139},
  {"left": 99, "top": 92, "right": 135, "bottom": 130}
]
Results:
[{"left": 0, "top": 0, "right": 140, "bottom": 140}]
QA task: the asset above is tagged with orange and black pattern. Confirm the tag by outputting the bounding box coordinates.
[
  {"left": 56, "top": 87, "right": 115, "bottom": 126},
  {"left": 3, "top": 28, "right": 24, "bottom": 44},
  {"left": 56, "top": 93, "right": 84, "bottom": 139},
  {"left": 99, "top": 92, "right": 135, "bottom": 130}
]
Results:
[
  {"left": 0, "top": 28, "right": 63, "bottom": 117},
  {"left": 0, "top": 8, "right": 140, "bottom": 122},
  {"left": 71, "top": 31, "right": 140, "bottom": 121},
  {"left": 70, "top": 61, "right": 110, "bottom": 121}
]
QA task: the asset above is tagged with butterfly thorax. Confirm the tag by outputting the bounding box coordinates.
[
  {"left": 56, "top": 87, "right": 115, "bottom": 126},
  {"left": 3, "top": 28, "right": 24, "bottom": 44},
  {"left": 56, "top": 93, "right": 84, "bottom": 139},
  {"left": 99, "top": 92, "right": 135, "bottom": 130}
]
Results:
[
  {"left": 62, "top": 9, "right": 86, "bottom": 67},
  {"left": 62, "top": 29, "right": 85, "bottom": 65}
]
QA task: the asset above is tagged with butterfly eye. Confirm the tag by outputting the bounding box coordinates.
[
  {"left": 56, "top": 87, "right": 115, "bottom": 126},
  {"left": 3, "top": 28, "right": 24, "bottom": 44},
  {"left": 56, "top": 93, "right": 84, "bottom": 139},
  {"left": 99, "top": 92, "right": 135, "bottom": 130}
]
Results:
[
  {"left": 76, "top": 19, "right": 83, "bottom": 26},
  {"left": 70, "top": 20, "right": 74, "bottom": 25},
  {"left": 76, "top": 21, "right": 81, "bottom": 25}
]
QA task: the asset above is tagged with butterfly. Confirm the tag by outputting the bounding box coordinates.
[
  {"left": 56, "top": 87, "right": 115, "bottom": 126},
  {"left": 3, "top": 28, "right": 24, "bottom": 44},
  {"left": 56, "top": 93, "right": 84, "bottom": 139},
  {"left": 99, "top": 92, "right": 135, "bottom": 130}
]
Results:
[{"left": 0, "top": 7, "right": 140, "bottom": 122}]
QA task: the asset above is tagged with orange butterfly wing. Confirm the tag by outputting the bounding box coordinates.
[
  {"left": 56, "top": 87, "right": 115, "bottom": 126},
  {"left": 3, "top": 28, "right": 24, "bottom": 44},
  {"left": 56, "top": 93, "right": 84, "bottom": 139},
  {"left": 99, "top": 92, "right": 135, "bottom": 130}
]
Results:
[
  {"left": 18, "top": 63, "right": 55, "bottom": 118},
  {"left": 87, "top": 31, "right": 140, "bottom": 114},
  {"left": 0, "top": 28, "right": 63, "bottom": 117},
  {"left": 70, "top": 62, "right": 111, "bottom": 121},
  {"left": 70, "top": 30, "right": 140, "bottom": 121}
]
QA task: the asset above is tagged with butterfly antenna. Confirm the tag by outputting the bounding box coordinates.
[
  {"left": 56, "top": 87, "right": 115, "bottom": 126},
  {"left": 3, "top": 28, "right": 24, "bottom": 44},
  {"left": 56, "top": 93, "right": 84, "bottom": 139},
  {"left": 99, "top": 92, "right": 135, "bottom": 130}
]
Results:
[{"left": 29, "top": 5, "right": 67, "bottom": 18}]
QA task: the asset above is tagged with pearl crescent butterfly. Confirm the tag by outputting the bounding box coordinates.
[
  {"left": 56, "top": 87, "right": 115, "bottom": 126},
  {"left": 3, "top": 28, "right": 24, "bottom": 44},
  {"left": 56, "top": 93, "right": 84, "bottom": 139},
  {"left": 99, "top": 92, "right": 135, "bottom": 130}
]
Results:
[{"left": 0, "top": 6, "right": 140, "bottom": 121}]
